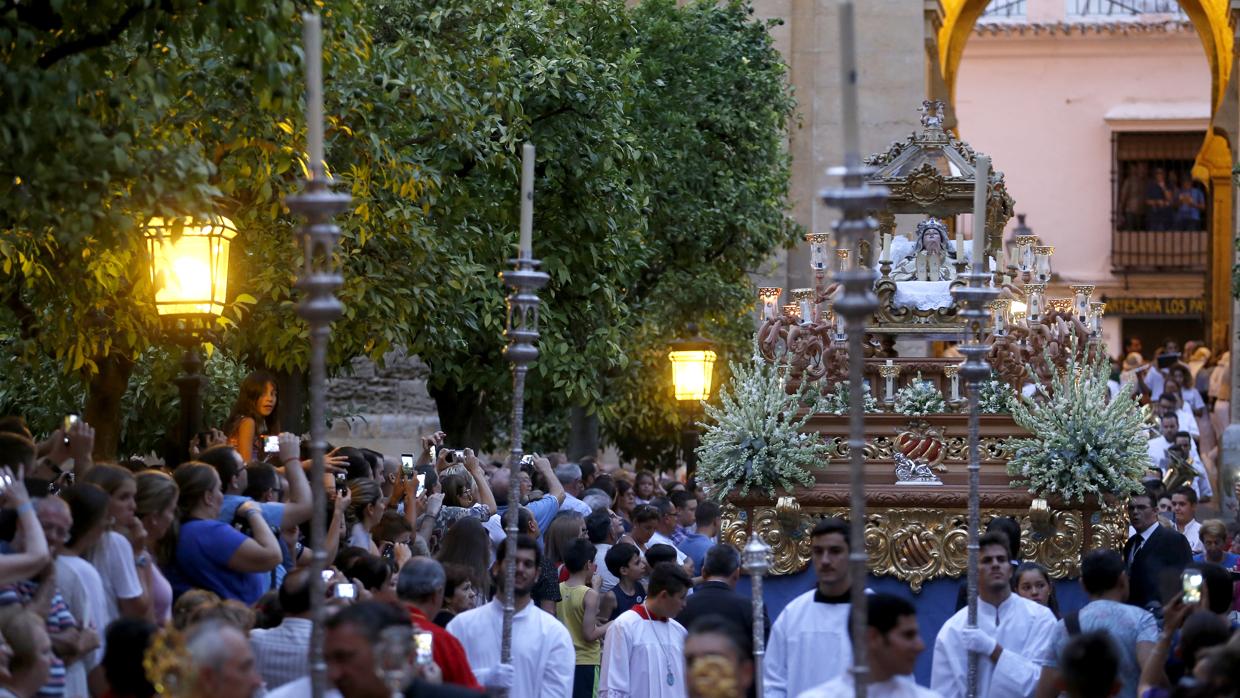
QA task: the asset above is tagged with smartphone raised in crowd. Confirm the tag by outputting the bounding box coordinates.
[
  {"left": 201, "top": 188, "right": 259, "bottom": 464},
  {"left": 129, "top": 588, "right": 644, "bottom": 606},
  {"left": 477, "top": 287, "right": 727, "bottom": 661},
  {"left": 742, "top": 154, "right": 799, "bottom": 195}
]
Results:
[
  {"left": 1182, "top": 569, "right": 1204, "bottom": 605},
  {"left": 400, "top": 453, "right": 415, "bottom": 476},
  {"left": 263, "top": 435, "right": 280, "bottom": 454}
]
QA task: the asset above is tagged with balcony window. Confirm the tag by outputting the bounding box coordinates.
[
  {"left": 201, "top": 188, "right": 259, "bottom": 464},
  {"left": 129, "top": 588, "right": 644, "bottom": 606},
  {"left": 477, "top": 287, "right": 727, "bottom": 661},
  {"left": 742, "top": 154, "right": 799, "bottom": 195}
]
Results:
[
  {"left": 1112, "top": 131, "right": 1208, "bottom": 271},
  {"left": 981, "top": 1, "right": 1027, "bottom": 20}
]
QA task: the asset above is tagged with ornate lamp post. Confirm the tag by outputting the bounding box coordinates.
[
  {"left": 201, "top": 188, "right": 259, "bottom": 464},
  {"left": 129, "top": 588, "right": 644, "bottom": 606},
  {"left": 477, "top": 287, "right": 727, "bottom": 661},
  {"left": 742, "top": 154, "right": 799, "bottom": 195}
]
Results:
[
  {"left": 951, "top": 156, "right": 999, "bottom": 698},
  {"left": 286, "top": 14, "right": 350, "bottom": 698},
  {"left": 143, "top": 214, "right": 237, "bottom": 450},
  {"left": 742, "top": 533, "right": 772, "bottom": 698},
  {"left": 819, "top": 4, "right": 888, "bottom": 697},
  {"left": 668, "top": 329, "right": 717, "bottom": 480},
  {"left": 500, "top": 144, "right": 549, "bottom": 697}
]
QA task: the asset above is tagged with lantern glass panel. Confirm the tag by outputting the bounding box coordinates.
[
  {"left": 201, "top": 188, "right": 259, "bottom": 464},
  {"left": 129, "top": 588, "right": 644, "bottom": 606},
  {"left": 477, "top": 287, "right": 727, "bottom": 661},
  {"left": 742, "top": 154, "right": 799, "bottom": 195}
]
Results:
[{"left": 669, "top": 349, "right": 717, "bottom": 402}]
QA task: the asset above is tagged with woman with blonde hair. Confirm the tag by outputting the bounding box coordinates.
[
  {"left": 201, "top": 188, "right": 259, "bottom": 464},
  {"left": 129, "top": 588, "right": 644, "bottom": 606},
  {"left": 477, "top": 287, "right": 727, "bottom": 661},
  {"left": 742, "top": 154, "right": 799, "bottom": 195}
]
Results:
[
  {"left": 0, "top": 609, "right": 53, "bottom": 698},
  {"left": 80, "top": 464, "right": 152, "bottom": 622},
  {"left": 134, "top": 471, "right": 178, "bottom": 624}
]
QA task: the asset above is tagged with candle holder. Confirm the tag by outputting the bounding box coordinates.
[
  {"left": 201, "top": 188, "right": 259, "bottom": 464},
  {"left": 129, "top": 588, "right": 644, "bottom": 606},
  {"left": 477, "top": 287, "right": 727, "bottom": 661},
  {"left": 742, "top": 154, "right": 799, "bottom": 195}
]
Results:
[
  {"left": 990, "top": 299, "right": 1010, "bottom": 337},
  {"left": 1025, "top": 283, "right": 1045, "bottom": 324},
  {"left": 743, "top": 533, "right": 773, "bottom": 698},
  {"left": 879, "top": 362, "right": 901, "bottom": 406},
  {"left": 1089, "top": 301, "right": 1106, "bottom": 340},
  {"left": 1047, "top": 298, "right": 1073, "bottom": 315},
  {"left": 943, "top": 364, "right": 962, "bottom": 406},
  {"left": 1033, "top": 245, "right": 1054, "bottom": 283},
  {"left": 836, "top": 248, "right": 851, "bottom": 273},
  {"left": 782, "top": 303, "right": 802, "bottom": 323},
  {"left": 792, "top": 288, "right": 815, "bottom": 325},
  {"left": 807, "top": 233, "right": 831, "bottom": 272},
  {"left": 1071, "top": 285, "right": 1094, "bottom": 324},
  {"left": 758, "top": 287, "right": 782, "bottom": 321}
]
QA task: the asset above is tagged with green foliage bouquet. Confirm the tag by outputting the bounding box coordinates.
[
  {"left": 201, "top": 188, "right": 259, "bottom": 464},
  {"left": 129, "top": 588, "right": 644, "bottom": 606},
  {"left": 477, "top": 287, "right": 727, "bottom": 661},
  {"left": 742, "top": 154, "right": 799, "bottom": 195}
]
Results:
[
  {"left": 1007, "top": 342, "right": 1149, "bottom": 503},
  {"left": 977, "top": 378, "right": 1015, "bottom": 414},
  {"left": 696, "top": 356, "right": 829, "bottom": 501},
  {"left": 894, "top": 374, "right": 947, "bottom": 416},
  {"left": 815, "top": 380, "right": 880, "bottom": 415}
]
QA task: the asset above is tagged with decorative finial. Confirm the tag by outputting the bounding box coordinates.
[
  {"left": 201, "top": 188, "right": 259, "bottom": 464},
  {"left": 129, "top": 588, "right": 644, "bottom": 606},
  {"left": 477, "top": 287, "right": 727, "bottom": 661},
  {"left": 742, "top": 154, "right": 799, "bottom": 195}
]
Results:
[{"left": 919, "top": 99, "right": 945, "bottom": 129}]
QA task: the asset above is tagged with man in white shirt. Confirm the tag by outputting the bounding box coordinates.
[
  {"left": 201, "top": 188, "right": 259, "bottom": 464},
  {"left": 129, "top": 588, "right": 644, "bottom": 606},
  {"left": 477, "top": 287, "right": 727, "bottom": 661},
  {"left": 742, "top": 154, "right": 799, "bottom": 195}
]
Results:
[
  {"left": 251, "top": 569, "right": 313, "bottom": 690},
  {"left": 555, "top": 463, "right": 594, "bottom": 517},
  {"left": 447, "top": 534, "right": 574, "bottom": 698},
  {"left": 587, "top": 509, "right": 622, "bottom": 593},
  {"left": 599, "top": 562, "right": 692, "bottom": 697},
  {"left": 645, "top": 497, "right": 692, "bottom": 571},
  {"left": 765, "top": 517, "right": 858, "bottom": 698},
  {"left": 931, "top": 531, "right": 1057, "bottom": 698},
  {"left": 185, "top": 620, "right": 263, "bottom": 698},
  {"left": 1169, "top": 486, "right": 1203, "bottom": 554},
  {"left": 799, "top": 593, "right": 941, "bottom": 698},
  {"left": 1146, "top": 415, "right": 1211, "bottom": 501}
]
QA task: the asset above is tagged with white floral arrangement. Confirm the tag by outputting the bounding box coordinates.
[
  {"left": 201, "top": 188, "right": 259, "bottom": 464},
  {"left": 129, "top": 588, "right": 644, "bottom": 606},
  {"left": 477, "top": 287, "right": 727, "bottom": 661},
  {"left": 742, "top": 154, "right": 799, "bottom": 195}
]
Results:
[
  {"left": 893, "top": 374, "right": 947, "bottom": 416},
  {"left": 1006, "top": 339, "right": 1149, "bottom": 503},
  {"left": 814, "top": 380, "right": 880, "bottom": 415},
  {"left": 977, "top": 378, "right": 1015, "bottom": 414},
  {"left": 696, "top": 356, "right": 830, "bottom": 501}
]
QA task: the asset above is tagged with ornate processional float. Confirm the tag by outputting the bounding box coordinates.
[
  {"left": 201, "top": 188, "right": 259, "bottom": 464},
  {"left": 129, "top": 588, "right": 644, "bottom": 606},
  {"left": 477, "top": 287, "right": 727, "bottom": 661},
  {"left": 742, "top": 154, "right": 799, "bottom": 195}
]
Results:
[{"left": 699, "top": 101, "right": 1151, "bottom": 593}]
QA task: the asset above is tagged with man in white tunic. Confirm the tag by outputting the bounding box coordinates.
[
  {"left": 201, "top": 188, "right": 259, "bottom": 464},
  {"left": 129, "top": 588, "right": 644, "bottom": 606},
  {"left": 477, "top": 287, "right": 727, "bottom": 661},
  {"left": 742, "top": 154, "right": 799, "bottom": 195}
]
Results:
[
  {"left": 798, "top": 593, "right": 942, "bottom": 698},
  {"left": 599, "top": 561, "right": 692, "bottom": 698},
  {"left": 931, "top": 531, "right": 1058, "bottom": 698},
  {"left": 765, "top": 517, "right": 857, "bottom": 698},
  {"left": 446, "top": 534, "right": 574, "bottom": 698}
]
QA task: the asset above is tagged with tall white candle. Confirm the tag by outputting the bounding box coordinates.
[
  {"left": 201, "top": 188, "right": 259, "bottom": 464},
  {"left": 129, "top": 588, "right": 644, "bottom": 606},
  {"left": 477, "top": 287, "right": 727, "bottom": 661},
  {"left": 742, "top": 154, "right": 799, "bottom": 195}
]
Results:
[
  {"left": 303, "top": 13, "right": 324, "bottom": 180},
  {"left": 972, "top": 155, "right": 990, "bottom": 273},
  {"left": 955, "top": 228, "right": 965, "bottom": 264},
  {"left": 838, "top": 1, "right": 860, "bottom": 165},
  {"left": 519, "top": 143, "right": 535, "bottom": 257},
  {"left": 880, "top": 234, "right": 891, "bottom": 263}
]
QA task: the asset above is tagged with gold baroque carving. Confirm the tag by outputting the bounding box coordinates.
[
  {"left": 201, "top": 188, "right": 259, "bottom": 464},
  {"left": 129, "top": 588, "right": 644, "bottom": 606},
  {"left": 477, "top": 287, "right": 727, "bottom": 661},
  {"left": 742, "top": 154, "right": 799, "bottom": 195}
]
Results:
[{"left": 724, "top": 504, "right": 1095, "bottom": 590}]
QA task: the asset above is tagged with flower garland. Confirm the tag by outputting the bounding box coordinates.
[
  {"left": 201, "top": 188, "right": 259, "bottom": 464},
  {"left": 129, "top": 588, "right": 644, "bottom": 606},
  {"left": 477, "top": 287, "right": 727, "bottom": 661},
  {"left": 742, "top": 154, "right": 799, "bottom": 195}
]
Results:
[
  {"left": 893, "top": 374, "right": 947, "bottom": 416},
  {"left": 1006, "top": 339, "right": 1149, "bottom": 503},
  {"left": 695, "top": 356, "right": 829, "bottom": 501}
]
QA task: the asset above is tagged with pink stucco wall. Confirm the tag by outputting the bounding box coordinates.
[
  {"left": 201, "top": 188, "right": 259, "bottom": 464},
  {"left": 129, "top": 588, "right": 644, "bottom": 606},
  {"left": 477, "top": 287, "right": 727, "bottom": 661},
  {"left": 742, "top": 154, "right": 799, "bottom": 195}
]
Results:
[{"left": 954, "top": 26, "right": 1210, "bottom": 290}]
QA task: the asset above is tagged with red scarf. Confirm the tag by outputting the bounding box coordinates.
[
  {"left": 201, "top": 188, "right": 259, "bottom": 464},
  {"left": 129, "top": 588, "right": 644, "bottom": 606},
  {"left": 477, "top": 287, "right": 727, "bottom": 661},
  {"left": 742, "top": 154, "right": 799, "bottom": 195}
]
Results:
[{"left": 633, "top": 603, "right": 669, "bottom": 622}]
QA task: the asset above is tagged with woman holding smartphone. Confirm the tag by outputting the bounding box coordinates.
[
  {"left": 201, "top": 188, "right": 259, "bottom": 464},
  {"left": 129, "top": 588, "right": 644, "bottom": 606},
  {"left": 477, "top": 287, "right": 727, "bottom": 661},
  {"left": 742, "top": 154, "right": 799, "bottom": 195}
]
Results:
[{"left": 224, "top": 372, "right": 280, "bottom": 463}]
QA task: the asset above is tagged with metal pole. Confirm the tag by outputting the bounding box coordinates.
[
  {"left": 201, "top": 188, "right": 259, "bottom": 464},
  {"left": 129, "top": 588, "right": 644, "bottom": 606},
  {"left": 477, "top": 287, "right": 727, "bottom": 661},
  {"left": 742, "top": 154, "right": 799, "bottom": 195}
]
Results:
[
  {"left": 500, "top": 144, "right": 549, "bottom": 697},
  {"left": 742, "top": 533, "right": 771, "bottom": 698},
  {"left": 287, "top": 15, "right": 350, "bottom": 698},
  {"left": 820, "top": 7, "right": 888, "bottom": 697},
  {"left": 952, "top": 164, "right": 998, "bottom": 698},
  {"left": 175, "top": 346, "right": 204, "bottom": 447}
]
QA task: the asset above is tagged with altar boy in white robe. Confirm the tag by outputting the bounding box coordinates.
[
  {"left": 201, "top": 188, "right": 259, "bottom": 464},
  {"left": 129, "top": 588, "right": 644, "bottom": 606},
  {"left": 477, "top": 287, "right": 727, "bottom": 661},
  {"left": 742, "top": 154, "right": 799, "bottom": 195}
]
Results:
[
  {"left": 447, "top": 534, "right": 575, "bottom": 698},
  {"left": 798, "top": 592, "right": 942, "bottom": 698},
  {"left": 931, "top": 532, "right": 1058, "bottom": 698},
  {"left": 599, "top": 561, "right": 692, "bottom": 698},
  {"left": 765, "top": 517, "right": 858, "bottom": 698}
]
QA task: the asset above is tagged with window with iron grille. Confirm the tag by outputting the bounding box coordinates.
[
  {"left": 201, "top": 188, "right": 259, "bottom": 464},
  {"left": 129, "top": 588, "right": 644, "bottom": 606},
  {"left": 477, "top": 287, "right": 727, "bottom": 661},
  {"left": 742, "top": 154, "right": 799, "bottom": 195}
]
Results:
[
  {"left": 1112, "top": 131, "right": 1207, "bottom": 271},
  {"left": 981, "top": 0, "right": 1026, "bottom": 19},
  {"left": 1069, "top": 0, "right": 1187, "bottom": 18}
]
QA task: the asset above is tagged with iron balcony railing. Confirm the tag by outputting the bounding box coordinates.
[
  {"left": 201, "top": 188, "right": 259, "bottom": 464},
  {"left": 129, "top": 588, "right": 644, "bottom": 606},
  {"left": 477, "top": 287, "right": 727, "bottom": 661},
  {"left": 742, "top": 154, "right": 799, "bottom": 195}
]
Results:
[{"left": 1111, "top": 228, "right": 1208, "bottom": 271}]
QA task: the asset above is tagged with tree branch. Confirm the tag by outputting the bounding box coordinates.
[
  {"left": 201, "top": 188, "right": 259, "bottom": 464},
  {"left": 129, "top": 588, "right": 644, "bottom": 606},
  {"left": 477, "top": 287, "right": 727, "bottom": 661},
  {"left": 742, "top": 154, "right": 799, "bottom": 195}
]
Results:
[
  {"left": 1, "top": 271, "right": 40, "bottom": 340},
  {"left": 36, "top": 2, "right": 148, "bottom": 69}
]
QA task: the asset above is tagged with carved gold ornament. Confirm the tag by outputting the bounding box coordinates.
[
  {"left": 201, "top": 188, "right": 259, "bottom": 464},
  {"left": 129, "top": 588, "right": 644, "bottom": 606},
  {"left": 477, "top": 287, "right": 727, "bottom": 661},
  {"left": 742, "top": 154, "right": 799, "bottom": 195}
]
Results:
[
  {"left": 689, "top": 655, "right": 740, "bottom": 698},
  {"left": 724, "top": 504, "right": 1090, "bottom": 590}
]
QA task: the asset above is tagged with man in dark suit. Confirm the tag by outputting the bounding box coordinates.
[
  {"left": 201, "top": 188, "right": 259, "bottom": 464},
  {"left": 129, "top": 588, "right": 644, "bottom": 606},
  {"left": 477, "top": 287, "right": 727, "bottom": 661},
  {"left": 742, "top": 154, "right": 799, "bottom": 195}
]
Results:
[
  {"left": 676, "top": 544, "right": 771, "bottom": 639},
  {"left": 1125, "top": 486, "right": 1192, "bottom": 609}
]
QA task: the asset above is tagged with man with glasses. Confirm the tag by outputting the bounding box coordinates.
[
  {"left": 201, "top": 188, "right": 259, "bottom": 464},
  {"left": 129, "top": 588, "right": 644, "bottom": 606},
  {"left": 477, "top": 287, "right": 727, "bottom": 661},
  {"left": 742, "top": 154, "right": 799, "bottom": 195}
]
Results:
[{"left": 1123, "top": 486, "right": 1191, "bottom": 609}]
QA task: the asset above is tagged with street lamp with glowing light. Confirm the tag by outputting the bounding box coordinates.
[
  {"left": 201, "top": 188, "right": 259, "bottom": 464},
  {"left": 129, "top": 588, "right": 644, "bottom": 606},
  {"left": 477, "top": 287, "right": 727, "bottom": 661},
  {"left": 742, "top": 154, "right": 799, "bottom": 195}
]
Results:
[
  {"left": 143, "top": 214, "right": 237, "bottom": 460},
  {"left": 668, "top": 329, "right": 717, "bottom": 480}
]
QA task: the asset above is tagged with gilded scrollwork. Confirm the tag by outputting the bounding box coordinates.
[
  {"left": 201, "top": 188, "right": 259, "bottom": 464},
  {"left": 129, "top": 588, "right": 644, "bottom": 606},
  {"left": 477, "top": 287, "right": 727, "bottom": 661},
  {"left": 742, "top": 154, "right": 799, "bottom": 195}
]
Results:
[{"left": 726, "top": 503, "right": 1100, "bottom": 589}]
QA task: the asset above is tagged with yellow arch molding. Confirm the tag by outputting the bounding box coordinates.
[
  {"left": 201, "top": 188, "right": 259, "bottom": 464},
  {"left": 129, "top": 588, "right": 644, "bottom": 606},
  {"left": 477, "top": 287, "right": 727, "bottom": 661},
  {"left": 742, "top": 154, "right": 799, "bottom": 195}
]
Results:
[{"left": 939, "top": 1, "right": 1230, "bottom": 113}]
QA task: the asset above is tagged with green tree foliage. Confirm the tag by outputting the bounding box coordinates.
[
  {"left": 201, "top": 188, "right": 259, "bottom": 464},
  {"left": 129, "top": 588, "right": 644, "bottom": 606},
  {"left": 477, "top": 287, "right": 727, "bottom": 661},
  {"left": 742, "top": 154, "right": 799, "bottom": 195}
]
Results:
[{"left": 0, "top": 0, "right": 797, "bottom": 460}]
